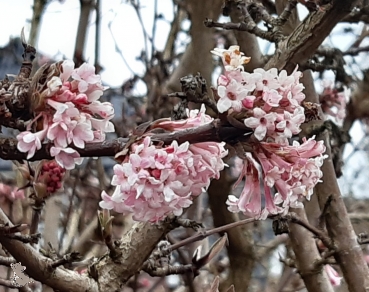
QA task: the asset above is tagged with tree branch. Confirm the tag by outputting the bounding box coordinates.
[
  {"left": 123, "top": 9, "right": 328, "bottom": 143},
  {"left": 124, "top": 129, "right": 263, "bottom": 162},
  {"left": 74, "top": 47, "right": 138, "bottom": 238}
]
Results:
[
  {"left": 288, "top": 208, "right": 334, "bottom": 292},
  {"left": 265, "top": 0, "right": 357, "bottom": 71},
  {"left": 0, "top": 208, "right": 99, "bottom": 292},
  {"left": 0, "top": 120, "right": 250, "bottom": 161}
]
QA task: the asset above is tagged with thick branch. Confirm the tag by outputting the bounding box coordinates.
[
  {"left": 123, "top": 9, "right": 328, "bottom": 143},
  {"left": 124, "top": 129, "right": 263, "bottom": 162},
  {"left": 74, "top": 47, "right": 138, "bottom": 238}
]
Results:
[
  {"left": 315, "top": 131, "right": 369, "bottom": 291},
  {"left": 265, "top": 1, "right": 357, "bottom": 71},
  {"left": 90, "top": 220, "right": 175, "bottom": 291},
  {"left": 288, "top": 208, "right": 334, "bottom": 292},
  {"left": 0, "top": 209, "right": 98, "bottom": 292},
  {"left": 208, "top": 168, "right": 256, "bottom": 290}
]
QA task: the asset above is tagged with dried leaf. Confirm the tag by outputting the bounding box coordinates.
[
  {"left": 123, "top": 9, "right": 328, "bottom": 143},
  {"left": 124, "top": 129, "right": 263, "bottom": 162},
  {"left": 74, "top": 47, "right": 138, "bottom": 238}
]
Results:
[{"left": 192, "top": 233, "right": 228, "bottom": 268}]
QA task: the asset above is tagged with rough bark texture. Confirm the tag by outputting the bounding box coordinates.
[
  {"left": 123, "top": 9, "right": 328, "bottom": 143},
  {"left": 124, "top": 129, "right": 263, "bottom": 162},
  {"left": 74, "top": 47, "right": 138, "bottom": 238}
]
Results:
[
  {"left": 91, "top": 221, "right": 174, "bottom": 291},
  {"left": 0, "top": 209, "right": 99, "bottom": 292},
  {"left": 316, "top": 132, "right": 369, "bottom": 292},
  {"left": 288, "top": 208, "right": 334, "bottom": 292},
  {"left": 266, "top": 1, "right": 357, "bottom": 72}
]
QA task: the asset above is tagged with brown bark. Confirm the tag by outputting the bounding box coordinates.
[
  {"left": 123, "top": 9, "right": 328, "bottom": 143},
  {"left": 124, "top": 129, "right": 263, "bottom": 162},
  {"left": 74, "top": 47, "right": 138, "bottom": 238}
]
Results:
[
  {"left": 90, "top": 221, "right": 174, "bottom": 291},
  {"left": 265, "top": 1, "right": 358, "bottom": 72},
  {"left": 315, "top": 131, "right": 369, "bottom": 292},
  {"left": 74, "top": 0, "right": 95, "bottom": 66},
  {"left": 229, "top": 0, "right": 264, "bottom": 71},
  {"left": 0, "top": 209, "right": 99, "bottom": 292},
  {"left": 288, "top": 208, "right": 334, "bottom": 292},
  {"left": 292, "top": 19, "right": 369, "bottom": 292},
  {"left": 208, "top": 171, "right": 256, "bottom": 291},
  {"left": 0, "top": 120, "right": 250, "bottom": 161},
  {"left": 166, "top": 0, "right": 224, "bottom": 92},
  {"left": 29, "top": 0, "right": 48, "bottom": 47}
]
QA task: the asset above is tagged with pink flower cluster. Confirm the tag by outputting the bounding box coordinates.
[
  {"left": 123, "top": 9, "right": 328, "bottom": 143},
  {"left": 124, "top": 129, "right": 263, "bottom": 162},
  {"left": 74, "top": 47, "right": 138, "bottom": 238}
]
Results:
[
  {"left": 16, "top": 61, "right": 114, "bottom": 169},
  {"left": 319, "top": 80, "right": 349, "bottom": 123},
  {"left": 325, "top": 264, "right": 342, "bottom": 287},
  {"left": 212, "top": 45, "right": 305, "bottom": 144},
  {"left": 212, "top": 46, "right": 327, "bottom": 219},
  {"left": 227, "top": 137, "right": 326, "bottom": 219},
  {"left": 100, "top": 106, "right": 228, "bottom": 222}
]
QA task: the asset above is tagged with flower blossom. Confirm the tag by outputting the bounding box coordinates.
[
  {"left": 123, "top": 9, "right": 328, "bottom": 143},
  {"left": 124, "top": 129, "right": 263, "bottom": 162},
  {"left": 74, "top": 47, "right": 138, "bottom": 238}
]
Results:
[
  {"left": 17, "top": 128, "right": 47, "bottom": 159},
  {"left": 324, "top": 265, "right": 342, "bottom": 287},
  {"left": 211, "top": 45, "right": 250, "bottom": 71},
  {"left": 212, "top": 46, "right": 306, "bottom": 144},
  {"left": 226, "top": 137, "right": 327, "bottom": 219},
  {"left": 319, "top": 80, "right": 349, "bottom": 123},
  {"left": 211, "top": 46, "right": 327, "bottom": 219},
  {"left": 100, "top": 107, "right": 228, "bottom": 222},
  {"left": 16, "top": 60, "right": 114, "bottom": 170}
]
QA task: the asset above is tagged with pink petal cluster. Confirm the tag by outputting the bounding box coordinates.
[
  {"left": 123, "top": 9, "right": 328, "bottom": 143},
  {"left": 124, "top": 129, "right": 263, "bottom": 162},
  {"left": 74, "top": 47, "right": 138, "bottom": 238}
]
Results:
[
  {"left": 319, "top": 80, "right": 349, "bottom": 123},
  {"left": 324, "top": 265, "right": 342, "bottom": 287},
  {"left": 0, "top": 183, "right": 25, "bottom": 201},
  {"left": 212, "top": 46, "right": 327, "bottom": 219},
  {"left": 212, "top": 47, "right": 305, "bottom": 145},
  {"left": 17, "top": 61, "right": 114, "bottom": 169},
  {"left": 227, "top": 137, "right": 327, "bottom": 219},
  {"left": 100, "top": 106, "right": 228, "bottom": 222}
]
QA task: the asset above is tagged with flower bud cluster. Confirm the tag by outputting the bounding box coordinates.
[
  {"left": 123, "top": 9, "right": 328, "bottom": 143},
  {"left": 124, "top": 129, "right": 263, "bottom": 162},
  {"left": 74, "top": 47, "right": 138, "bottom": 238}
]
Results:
[{"left": 37, "top": 160, "right": 66, "bottom": 194}]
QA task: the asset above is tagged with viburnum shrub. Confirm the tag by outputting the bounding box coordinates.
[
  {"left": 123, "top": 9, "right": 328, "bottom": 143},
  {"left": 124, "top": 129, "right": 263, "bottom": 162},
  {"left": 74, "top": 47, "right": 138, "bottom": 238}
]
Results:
[
  {"left": 16, "top": 61, "right": 114, "bottom": 170},
  {"left": 99, "top": 105, "right": 228, "bottom": 222},
  {"left": 212, "top": 46, "right": 327, "bottom": 219},
  {"left": 98, "top": 46, "right": 327, "bottom": 222},
  {"left": 15, "top": 46, "right": 328, "bottom": 223}
]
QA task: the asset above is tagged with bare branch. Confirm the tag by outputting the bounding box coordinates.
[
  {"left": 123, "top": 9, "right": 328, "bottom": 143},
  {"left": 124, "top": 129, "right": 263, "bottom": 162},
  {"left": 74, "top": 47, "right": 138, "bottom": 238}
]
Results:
[
  {"left": 143, "top": 263, "right": 194, "bottom": 277},
  {"left": 0, "top": 120, "right": 251, "bottom": 161},
  {"left": 265, "top": 1, "right": 358, "bottom": 71},
  {"left": 0, "top": 208, "right": 99, "bottom": 292},
  {"left": 0, "top": 256, "right": 16, "bottom": 267}
]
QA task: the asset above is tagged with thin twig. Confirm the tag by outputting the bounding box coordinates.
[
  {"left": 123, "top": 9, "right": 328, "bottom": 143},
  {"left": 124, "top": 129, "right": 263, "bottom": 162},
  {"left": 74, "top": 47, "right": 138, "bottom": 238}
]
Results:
[
  {"left": 167, "top": 217, "right": 258, "bottom": 252},
  {"left": 204, "top": 18, "right": 281, "bottom": 43},
  {"left": 29, "top": 197, "right": 45, "bottom": 236},
  {"left": 142, "top": 263, "right": 194, "bottom": 277},
  {"left": 131, "top": 0, "right": 150, "bottom": 67},
  {"left": 285, "top": 213, "right": 334, "bottom": 250},
  {"left": 318, "top": 195, "right": 333, "bottom": 230},
  {"left": 49, "top": 252, "right": 81, "bottom": 269},
  {"left": 150, "top": 0, "right": 158, "bottom": 68},
  {"left": 107, "top": 21, "right": 136, "bottom": 76}
]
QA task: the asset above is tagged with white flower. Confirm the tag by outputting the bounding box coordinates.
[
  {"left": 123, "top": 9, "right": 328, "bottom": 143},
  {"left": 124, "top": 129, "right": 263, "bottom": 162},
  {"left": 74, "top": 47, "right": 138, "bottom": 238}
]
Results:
[{"left": 244, "top": 108, "right": 277, "bottom": 141}]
